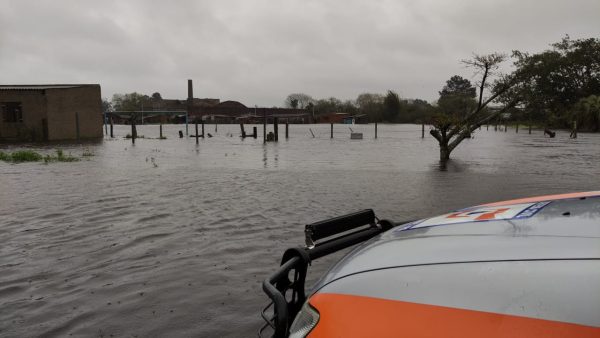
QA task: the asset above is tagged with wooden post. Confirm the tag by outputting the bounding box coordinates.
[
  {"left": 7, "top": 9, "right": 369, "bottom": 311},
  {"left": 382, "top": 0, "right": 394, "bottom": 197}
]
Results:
[
  {"left": 215, "top": 122, "right": 218, "bottom": 133},
  {"left": 421, "top": 123, "right": 425, "bottom": 138},
  {"left": 103, "top": 111, "right": 107, "bottom": 135},
  {"left": 516, "top": 123, "right": 519, "bottom": 133},
  {"left": 195, "top": 122, "right": 199, "bottom": 144},
  {"left": 110, "top": 117, "right": 114, "bottom": 138},
  {"left": 330, "top": 123, "right": 333, "bottom": 138},
  {"left": 529, "top": 123, "right": 532, "bottom": 134},
  {"left": 263, "top": 110, "right": 267, "bottom": 143},
  {"left": 253, "top": 126, "right": 257, "bottom": 139},
  {"left": 131, "top": 119, "right": 136, "bottom": 144},
  {"left": 494, "top": 124, "right": 498, "bottom": 131},
  {"left": 486, "top": 124, "right": 489, "bottom": 131},
  {"left": 571, "top": 120, "right": 578, "bottom": 139},
  {"left": 505, "top": 124, "right": 508, "bottom": 132},
  {"left": 274, "top": 117, "right": 279, "bottom": 141},
  {"left": 160, "top": 124, "right": 163, "bottom": 139},
  {"left": 375, "top": 123, "right": 378, "bottom": 139},
  {"left": 285, "top": 122, "right": 289, "bottom": 139},
  {"left": 75, "top": 112, "right": 80, "bottom": 142},
  {"left": 240, "top": 123, "right": 246, "bottom": 138},
  {"left": 202, "top": 122, "right": 205, "bottom": 137}
]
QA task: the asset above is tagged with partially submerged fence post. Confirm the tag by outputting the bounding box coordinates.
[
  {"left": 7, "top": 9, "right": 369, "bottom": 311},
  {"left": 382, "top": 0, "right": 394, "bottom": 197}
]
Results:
[
  {"left": 375, "top": 123, "right": 378, "bottom": 139},
  {"left": 263, "top": 110, "right": 267, "bottom": 144},
  {"left": 75, "top": 112, "right": 80, "bottom": 142},
  {"left": 274, "top": 117, "right": 279, "bottom": 141},
  {"left": 421, "top": 123, "right": 425, "bottom": 138},
  {"left": 253, "top": 126, "right": 257, "bottom": 139},
  {"left": 215, "top": 122, "right": 218, "bottom": 133},
  {"left": 516, "top": 123, "right": 519, "bottom": 133},
  {"left": 131, "top": 118, "right": 136, "bottom": 144},
  {"left": 505, "top": 123, "right": 508, "bottom": 132},
  {"left": 104, "top": 111, "right": 108, "bottom": 135},
  {"left": 486, "top": 124, "right": 489, "bottom": 131},
  {"left": 110, "top": 117, "right": 114, "bottom": 138},
  {"left": 285, "top": 122, "right": 289, "bottom": 139},
  {"left": 202, "top": 122, "right": 205, "bottom": 137},
  {"left": 570, "top": 120, "right": 578, "bottom": 139},
  {"left": 330, "top": 123, "right": 333, "bottom": 139},
  {"left": 240, "top": 123, "right": 246, "bottom": 138},
  {"left": 195, "top": 122, "right": 199, "bottom": 144},
  {"left": 160, "top": 124, "right": 163, "bottom": 139},
  {"left": 529, "top": 123, "right": 532, "bottom": 134}
]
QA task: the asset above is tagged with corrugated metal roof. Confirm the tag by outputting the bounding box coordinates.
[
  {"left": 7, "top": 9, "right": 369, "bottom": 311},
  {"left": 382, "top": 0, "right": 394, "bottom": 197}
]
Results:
[{"left": 0, "top": 84, "right": 98, "bottom": 91}]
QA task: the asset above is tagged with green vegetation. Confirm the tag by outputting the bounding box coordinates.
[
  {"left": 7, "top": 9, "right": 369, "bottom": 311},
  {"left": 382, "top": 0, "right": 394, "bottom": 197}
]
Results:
[
  {"left": 0, "top": 149, "right": 80, "bottom": 163},
  {"left": 0, "top": 150, "right": 43, "bottom": 163},
  {"left": 43, "top": 149, "right": 80, "bottom": 163},
  {"left": 499, "top": 36, "right": 600, "bottom": 131}
]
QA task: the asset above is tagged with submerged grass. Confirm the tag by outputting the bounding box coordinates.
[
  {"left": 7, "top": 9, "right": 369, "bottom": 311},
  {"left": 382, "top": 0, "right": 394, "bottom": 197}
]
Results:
[
  {"left": 0, "top": 149, "right": 80, "bottom": 163},
  {"left": 44, "top": 149, "right": 80, "bottom": 163},
  {"left": 0, "top": 150, "right": 43, "bottom": 163}
]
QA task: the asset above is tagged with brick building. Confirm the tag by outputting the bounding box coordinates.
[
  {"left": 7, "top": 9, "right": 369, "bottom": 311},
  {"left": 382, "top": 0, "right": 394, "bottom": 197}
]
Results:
[{"left": 0, "top": 84, "right": 102, "bottom": 141}]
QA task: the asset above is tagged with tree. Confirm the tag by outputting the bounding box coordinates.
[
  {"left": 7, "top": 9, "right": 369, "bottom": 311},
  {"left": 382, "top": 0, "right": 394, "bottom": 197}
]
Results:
[
  {"left": 112, "top": 92, "right": 149, "bottom": 111},
  {"left": 356, "top": 93, "right": 384, "bottom": 122},
  {"left": 430, "top": 53, "right": 520, "bottom": 161},
  {"left": 285, "top": 93, "right": 314, "bottom": 109},
  {"left": 437, "top": 75, "right": 477, "bottom": 117},
  {"left": 314, "top": 97, "right": 343, "bottom": 116},
  {"left": 506, "top": 36, "right": 600, "bottom": 129},
  {"left": 151, "top": 92, "right": 162, "bottom": 100},
  {"left": 383, "top": 90, "right": 402, "bottom": 122},
  {"left": 571, "top": 95, "right": 600, "bottom": 132},
  {"left": 102, "top": 98, "right": 113, "bottom": 112}
]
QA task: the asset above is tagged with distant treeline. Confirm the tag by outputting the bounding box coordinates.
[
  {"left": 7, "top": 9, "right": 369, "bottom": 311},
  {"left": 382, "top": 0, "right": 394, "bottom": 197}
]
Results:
[
  {"left": 285, "top": 36, "right": 600, "bottom": 130},
  {"left": 103, "top": 37, "right": 599, "bottom": 130},
  {"left": 284, "top": 92, "right": 436, "bottom": 124}
]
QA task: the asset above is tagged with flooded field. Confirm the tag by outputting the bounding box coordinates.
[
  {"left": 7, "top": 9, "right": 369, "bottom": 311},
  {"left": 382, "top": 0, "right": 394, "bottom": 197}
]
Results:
[{"left": 1, "top": 124, "right": 599, "bottom": 337}]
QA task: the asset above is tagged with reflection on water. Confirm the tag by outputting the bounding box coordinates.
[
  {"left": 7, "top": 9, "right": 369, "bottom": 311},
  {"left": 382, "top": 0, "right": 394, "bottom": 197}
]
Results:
[{"left": 1, "top": 124, "right": 599, "bottom": 337}]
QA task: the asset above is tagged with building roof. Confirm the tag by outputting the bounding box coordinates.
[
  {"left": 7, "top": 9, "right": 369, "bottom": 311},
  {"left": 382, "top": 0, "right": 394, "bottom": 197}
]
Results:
[
  {"left": 218, "top": 100, "right": 247, "bottom": 108},
  {"left": 0, "top": 84, "right": 99, "bottom": 91}
]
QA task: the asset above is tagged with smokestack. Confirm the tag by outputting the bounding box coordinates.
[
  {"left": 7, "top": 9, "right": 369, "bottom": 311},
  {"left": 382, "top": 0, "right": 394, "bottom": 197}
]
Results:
[{"left": 187, "top": 79, "right": 193, "bottom": 102}]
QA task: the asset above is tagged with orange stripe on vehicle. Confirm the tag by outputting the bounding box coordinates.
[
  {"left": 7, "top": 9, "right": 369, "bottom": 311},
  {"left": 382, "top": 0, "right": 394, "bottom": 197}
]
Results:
[
  {"left": 481, "top": 191, "right": 600, "bottom": 207},
  {"left": 308, "top": 293, "right": 600, "bottom": 338}
]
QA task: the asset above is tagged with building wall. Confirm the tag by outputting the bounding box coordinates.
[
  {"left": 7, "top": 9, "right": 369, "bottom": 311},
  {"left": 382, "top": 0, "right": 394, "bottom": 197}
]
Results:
[
  {"left": 0, "top": 90, "right": 47, "bottom": 140},
  {"left": 45, "top": 86, "right": 102, "bottom": 140}
]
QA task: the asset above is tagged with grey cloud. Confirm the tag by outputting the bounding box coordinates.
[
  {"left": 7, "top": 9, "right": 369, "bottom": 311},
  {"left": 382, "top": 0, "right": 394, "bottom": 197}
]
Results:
[{"left": 1, "top": 0, "right": 599, "bottom": 106}]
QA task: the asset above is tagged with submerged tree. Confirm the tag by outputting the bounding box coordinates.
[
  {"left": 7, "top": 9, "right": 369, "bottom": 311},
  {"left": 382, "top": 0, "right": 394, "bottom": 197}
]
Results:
[{"left": 430, "top": 53, "right": 520, "bottom": 161}]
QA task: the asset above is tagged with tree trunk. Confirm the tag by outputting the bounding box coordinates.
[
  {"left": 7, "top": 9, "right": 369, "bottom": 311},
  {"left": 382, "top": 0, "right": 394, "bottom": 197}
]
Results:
[{"left": 440, "top": 143, "right": 451, "bottom": 161}]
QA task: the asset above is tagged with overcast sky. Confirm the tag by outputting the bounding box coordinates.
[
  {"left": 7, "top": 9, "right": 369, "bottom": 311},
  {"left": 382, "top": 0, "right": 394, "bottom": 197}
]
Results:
[{"left": 1, "top": 0, "right": 598, "bottom": 106}]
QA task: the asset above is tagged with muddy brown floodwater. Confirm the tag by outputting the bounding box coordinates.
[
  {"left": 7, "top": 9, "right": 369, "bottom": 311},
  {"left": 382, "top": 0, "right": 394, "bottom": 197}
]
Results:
[{"left": 1, "top": 124, "right": 599, "bottom": 337}]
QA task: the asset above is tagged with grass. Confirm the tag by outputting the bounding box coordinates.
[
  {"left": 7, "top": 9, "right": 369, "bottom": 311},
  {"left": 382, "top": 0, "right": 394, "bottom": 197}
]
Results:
[
  {"left": 0, "top": 149, "right": 80, "bottom": 163},
  {"left": 44, "top": 149, "right": 80, "bottom": 163},
  {"left": 0, "top": 150, "right": 43, "bottom": 163}
]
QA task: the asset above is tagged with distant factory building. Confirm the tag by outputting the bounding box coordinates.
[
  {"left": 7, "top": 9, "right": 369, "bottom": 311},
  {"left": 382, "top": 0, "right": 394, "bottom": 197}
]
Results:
[{"left": 0, "top": 84, "right": 102, "bottom": 141}]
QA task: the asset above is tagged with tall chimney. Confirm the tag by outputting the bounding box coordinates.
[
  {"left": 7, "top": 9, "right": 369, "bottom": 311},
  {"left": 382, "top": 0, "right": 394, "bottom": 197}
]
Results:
[{"left": 187, "top": 79, "right": 193, "bottom": 102}]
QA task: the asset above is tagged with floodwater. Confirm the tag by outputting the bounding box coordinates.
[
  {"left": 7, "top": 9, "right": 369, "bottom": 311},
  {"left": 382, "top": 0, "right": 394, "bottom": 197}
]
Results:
[{"left": 1, "top": 124, "right": 599, "bottom": 337}]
